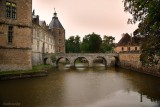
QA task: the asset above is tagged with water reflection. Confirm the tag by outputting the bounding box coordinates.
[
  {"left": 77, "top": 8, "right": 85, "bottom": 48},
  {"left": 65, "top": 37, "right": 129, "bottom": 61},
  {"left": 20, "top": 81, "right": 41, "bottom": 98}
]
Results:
[{"left": 0, "top": 64, "right": 160, "bottom": 107}]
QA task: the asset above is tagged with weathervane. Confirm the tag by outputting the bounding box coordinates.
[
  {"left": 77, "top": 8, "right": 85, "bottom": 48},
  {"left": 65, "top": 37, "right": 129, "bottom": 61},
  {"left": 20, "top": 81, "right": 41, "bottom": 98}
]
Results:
[
  {"left": 54, "top": 8, "right": 56, "bottom": 13},
  {"left": 54, "top": 8, "right": 57, "bottom": 17}
]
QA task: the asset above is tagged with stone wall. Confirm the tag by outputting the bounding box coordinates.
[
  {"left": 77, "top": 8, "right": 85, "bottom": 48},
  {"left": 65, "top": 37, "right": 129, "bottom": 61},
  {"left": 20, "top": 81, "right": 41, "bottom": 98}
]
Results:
[
  {"left": 0, "top": 25, "right": 32, "bottom": 48},
  {"left": 0, "top": 49, "right": 32, "bottom": 71},
  {"left": 0, "top": 0, "right": 32, "bottom": 71},
  {"left": 0, "top": 0, "right": 32, "bottom": 27},
  {"left": 52, "top": 28, "right": 65, "bottom": 53},
  {"left": 119, "top": 52, "right": 160, "bottom": 77},
  {"left": 32, "top": 23, "right": 55, "bottom": 65},
  {"left": 31, "top": 52, "right": 43, "bottom": 65}
]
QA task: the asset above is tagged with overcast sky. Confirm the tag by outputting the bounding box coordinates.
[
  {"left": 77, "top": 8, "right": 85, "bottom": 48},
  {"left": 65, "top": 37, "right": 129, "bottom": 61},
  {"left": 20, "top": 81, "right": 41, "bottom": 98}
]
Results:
[{"left": 32, "top": 0, "right": 138, "bottom": 42}]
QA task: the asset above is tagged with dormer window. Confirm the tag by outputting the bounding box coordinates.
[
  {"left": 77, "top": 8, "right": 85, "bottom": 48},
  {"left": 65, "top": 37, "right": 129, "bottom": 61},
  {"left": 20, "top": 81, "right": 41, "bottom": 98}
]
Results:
[{"left": 6, "top": 1, "right": 16, "bottom": 19}]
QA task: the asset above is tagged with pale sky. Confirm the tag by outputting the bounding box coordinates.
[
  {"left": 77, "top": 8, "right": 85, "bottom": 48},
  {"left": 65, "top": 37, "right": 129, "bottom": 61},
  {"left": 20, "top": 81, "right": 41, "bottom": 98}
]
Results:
[{"left": 32, "top": 0, "right": 138, "bottom": 42}]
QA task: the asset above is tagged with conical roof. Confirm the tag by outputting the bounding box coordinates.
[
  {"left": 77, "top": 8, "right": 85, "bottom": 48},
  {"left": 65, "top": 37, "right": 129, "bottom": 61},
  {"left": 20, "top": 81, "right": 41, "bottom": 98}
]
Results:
[{"left": 49, "top": 12, "right": 64, "bottom": 29}]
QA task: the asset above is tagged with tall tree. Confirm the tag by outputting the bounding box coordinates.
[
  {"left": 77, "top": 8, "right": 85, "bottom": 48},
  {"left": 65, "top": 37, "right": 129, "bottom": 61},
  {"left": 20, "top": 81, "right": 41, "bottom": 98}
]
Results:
[
  {"left": 123, "top": 0, "right": 160, "bottom": 66},
  {"left": 65, "top": 35, "right": 81, "bottom": 53},
  {"left": 81, "top": 33, "right": 102, "bottom": 53},
  {"left": 74, "top": 36, "right": 81, "bottom": 53},
  {"left": 101, "top": 35, "right": 115, "bottom": 52}
]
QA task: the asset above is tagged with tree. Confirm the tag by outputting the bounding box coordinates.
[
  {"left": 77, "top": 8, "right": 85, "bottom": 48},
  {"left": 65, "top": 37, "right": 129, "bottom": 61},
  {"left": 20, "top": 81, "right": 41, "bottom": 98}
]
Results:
[
  {"left": 74, "top": 36, "right": 81, "bottom": 53},
  {"left": 101, "top": 35, "right": 115, "bottom": 52},
  {"left": 123, "top": 0, "right": 160, "bottom": 66},
  {"left": 65, "top": 35, "right": 81, "bottom": 53},
  {"left": 81, "top": 33, "right": 102, "bottom": 53},
  {"left": 51, "top": 54, "right": 56, "bottom": 63}
]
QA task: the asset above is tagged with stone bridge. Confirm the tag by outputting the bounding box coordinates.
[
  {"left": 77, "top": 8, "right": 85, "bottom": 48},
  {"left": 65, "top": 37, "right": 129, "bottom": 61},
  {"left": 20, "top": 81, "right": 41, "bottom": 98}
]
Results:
[{"left": 55, "top": 53, "right": 119, "bottom": 68}]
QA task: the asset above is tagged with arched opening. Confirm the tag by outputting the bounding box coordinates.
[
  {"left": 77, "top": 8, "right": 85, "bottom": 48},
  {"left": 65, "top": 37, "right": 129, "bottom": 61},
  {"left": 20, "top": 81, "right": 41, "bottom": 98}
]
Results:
[
  {"left": 93, "top": 56, "right": 107, "bottom": 68},
  {"left": 110, "top": 56, "right": 119, "bottom": 67},
  {"left": 74, "top": 57, "right": 89, "bottom": 68},
  {"left": 114, "top": 56, "right": 119, "bottom": 67},
  {"left": 43, "top": 57, "right": 48, "bottom": 65},
  {"left": 56, "top": 57, "right": 70, "bottom": 68}
]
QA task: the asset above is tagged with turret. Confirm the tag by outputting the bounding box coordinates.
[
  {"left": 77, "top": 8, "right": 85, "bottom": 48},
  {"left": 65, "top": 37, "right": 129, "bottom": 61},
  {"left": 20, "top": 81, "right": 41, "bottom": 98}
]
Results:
[{"left": 49, "top": 9, "right": 65, "bottom": 53}]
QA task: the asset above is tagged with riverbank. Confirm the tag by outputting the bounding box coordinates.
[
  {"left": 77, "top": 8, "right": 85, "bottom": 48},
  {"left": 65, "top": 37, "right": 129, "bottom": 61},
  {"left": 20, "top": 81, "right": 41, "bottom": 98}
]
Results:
[{"left": 0, "top": 65, "right": 52, "bottom": 80}]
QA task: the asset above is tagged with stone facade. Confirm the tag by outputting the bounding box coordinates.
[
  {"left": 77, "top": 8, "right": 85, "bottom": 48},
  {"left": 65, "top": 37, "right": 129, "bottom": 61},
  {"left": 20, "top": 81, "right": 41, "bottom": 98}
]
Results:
[
  {"left": 115, "top": 46, "right": 140, "bottom": 53},
  {"left": 32, "top": 14, "right": 55, "bottom": 65},
  {"left": 31, "top": 11, "right": 65, "bottom": 65},
  {"left": 51, "top": 28, "right": 65, "bottom": 53},
  {"left": 0, "top": 0, "right": 66, "bottom": 71},
  {"left": 116, "top": 34, "right": 160, "bottom": 77},
  {"left": 0, "top": 0, "right": 32, "bottom": 71},
  {"left": 119, "top": 53, "right": 160, "bottom": 77},
  {"left": 114, "top": 33, "right": 143, "bottom": 53}
]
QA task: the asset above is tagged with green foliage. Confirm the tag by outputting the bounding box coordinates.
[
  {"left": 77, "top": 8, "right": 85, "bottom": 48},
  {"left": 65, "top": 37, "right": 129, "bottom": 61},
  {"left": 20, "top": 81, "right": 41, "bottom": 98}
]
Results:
[
  {"left": 65, "top": 33, "right": 115, "bottom": 53},
  {"left": 66, "top": 35, "right": 81, "bottom": 53},
  {"left": 101, "top": 35, "right": 115, "bottom": 52},
  {"left": 140, "top": 36, "right": 160, "bottom": 66},
  {"left": 51, "top": 54, "right": 56, "bottom": 63},
  {"left": 123, "top": 0, "right": 160, "bottom": 66},
  {"left": 81, "top": 33, "right": 102, "bottom": 53}
]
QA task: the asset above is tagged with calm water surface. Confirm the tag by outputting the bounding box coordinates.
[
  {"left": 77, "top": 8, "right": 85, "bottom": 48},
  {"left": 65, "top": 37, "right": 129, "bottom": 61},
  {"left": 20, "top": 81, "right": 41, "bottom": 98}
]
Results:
[{"left": 0, "top": 64, "right": 160, "bottom": 107}]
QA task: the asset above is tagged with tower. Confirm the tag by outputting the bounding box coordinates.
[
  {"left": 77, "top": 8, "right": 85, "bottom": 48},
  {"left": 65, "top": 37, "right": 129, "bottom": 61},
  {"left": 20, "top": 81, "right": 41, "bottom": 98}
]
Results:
[
  {"left": 0, "top": 0, "right": 32, "bottom": 71},
  {"left": 49, "top": 11, "right": 65, "bottom": 53}
]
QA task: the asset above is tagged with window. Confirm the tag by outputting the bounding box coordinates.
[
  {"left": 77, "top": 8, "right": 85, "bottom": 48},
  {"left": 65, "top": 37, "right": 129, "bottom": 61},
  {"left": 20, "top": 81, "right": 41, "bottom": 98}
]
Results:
[
  {"left": 37, "top": 41, "right": 39, "bottom": 51},
  {"left": 58, "top": 47, "right": 61, "bottom": 52},
  {"left": 43, "top": 33, "right": 45, "bottom": 40},
  {"left": 8, "top": 26, "right": 13, "bottom": 43},
  {"left": 135, "top": 47, "right": 137, "bottom": 51},
  {"left": 121, "top": 47, "right": 124, "bottom": 51},
  {"left": 128, "top": 47, "right": 130, "bottom": 51},
  {"left": 59, "top": 39, "right": 61, "bottom": 44},
  {"left": 6, "top": 1, "right": 16, "bottom": 19},
  {"left": 60, "top": 31, "right": 61, "bottom": 35}
]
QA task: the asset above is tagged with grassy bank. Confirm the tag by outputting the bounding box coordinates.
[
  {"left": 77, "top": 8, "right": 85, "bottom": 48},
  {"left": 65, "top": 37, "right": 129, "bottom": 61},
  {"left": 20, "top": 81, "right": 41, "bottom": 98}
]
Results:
[{"left": 0, "top": 64, "right": 52, "bottom": 76}]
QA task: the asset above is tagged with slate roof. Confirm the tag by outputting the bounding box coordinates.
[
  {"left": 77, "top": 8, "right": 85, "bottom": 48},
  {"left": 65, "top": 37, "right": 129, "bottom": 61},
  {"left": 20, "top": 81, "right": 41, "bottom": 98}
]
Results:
[
  {"left": 49, "top": 12, "right": 64, "bottom": 29},
  {"left": 117, "top": 33, "right": 144, "bottom": 46}
]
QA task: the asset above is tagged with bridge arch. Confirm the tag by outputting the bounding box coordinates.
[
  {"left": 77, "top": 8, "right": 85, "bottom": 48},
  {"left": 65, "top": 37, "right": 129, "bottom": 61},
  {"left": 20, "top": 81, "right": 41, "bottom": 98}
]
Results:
[
  {"left": 93, "top": 56, "right": 107, "bottom": 67},
  {"left": 74, "top": 57, "right": 89, "bottom": 67},
  {"left": 113, "top": 56, "right": 119, "bottom": 66},
  {"left": 56, "top": 57, "right": 70, "bottom": 67},
  {"left": 43, "top": 57, "right": 48, "bottom": 65},
  {"left": 55, "top": 53, "right": 119, "bottom": 68}
]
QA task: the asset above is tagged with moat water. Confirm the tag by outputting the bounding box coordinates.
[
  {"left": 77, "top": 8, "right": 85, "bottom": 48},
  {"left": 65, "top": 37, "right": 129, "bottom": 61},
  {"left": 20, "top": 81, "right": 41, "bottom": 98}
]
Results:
[{"left": 0, "top": 64, "right": 160, "bottom": 107}]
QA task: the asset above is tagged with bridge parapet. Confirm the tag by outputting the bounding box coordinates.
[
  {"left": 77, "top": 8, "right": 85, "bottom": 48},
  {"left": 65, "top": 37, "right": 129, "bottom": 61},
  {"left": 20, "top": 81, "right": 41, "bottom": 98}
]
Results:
[{"left": 56, "top": 53, "right": 118, "bottom": 57}]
